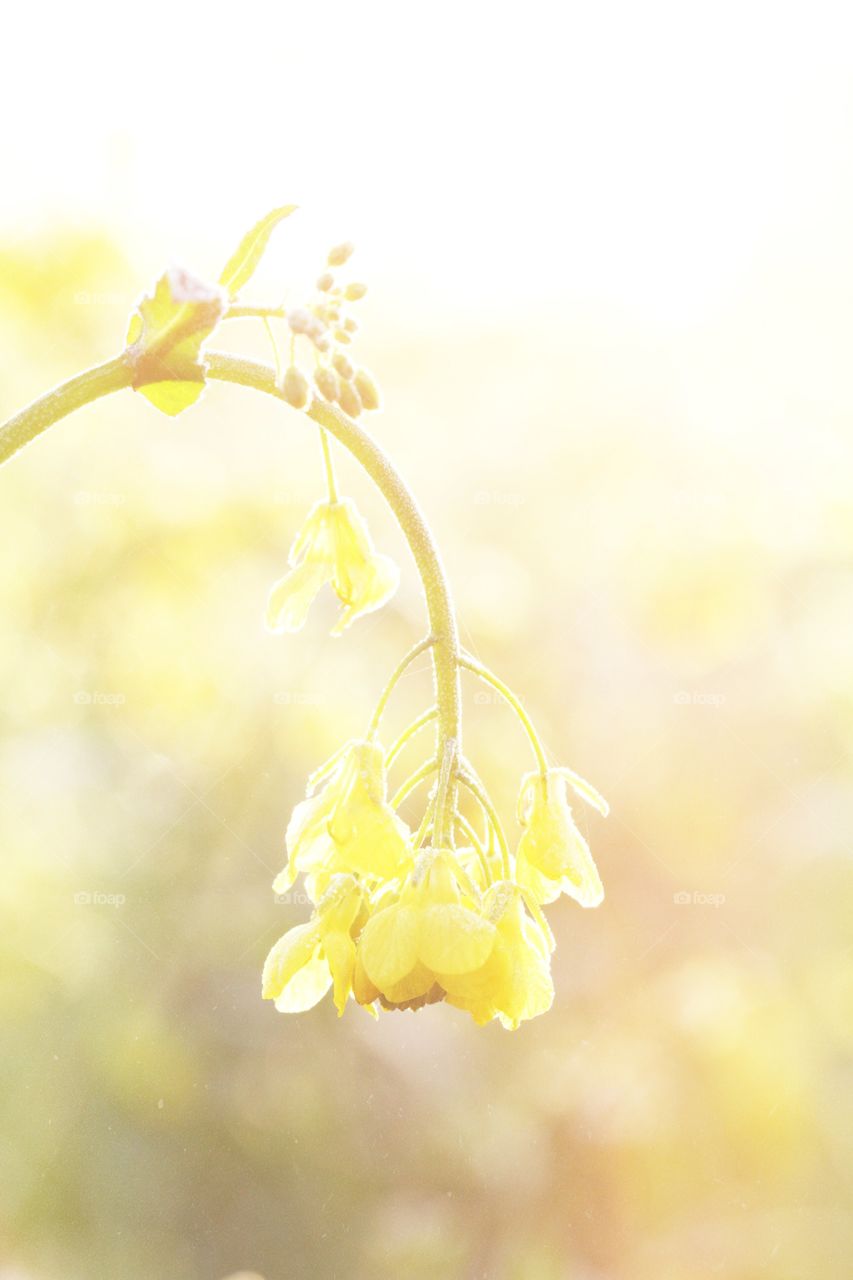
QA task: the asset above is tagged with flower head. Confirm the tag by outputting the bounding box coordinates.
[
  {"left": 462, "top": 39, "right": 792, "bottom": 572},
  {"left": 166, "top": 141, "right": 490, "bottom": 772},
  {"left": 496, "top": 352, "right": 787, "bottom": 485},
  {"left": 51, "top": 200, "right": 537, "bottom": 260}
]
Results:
[
  {"left": 354, "top": 849, "right": 497, "bottom": 1011},
  {"left": 266, "top": 498, "right": 399, "bottom": 636},
  {"left": 274, "top": 740, "right": 412, "bottom": 897},
  {"left": 440, "top": 882, "right": 555, "bottom": 1029},
  {"left": 515, "top": 769, "right": 606, "bottom": 907},
  {"left": 262, "top": 874, "right": 365, "bottom": 1015}
]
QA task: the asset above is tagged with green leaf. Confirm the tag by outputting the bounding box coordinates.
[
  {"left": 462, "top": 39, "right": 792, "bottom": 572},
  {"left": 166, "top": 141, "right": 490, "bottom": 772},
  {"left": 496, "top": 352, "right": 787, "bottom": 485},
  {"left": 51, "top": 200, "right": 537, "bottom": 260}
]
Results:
[
  {"left": 126, "top": 268, "right": 226, "bottom": 416},
  {"left": 218, "top": 205, "right": 298, "bottom": 299}
]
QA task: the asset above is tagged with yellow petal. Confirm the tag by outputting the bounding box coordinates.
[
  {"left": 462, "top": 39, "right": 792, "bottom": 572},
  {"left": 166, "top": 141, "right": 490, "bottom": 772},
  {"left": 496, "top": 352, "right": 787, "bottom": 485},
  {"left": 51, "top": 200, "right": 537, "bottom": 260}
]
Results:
[
  {"left": 560, "top": 830, "right": 605, "bottom": 909},
  {"left": 275, "top": 953, "right": 333, "bottom": 1013},
  {"left": 353, "top": 950, "right": 381, "bottom": 1007},
  {"left": 289, "top": 501, "right": 336, "bottom": 567},
  {"left": 262, "top": 923, "right": 332, "bottom": 1012},
  {"left": 332, "top": 553, "right": 400, "bottom": 635},
  {"left": 380, "top": 961, "right": 437, "bottom": 1006},
  {"left": 285, "top": 792, "right": 336, "bottom": 877},
  {"left": 418, "top": 904, "right": 496, "bottom": 975},
  {"left": 271, "top": 862, "right": 297, "bottom": 896},
  {"left": 266, "top": 560, "right": 329, "bottom": 633},
  {"left": 515, "top": 849, "right": 561, "bottom": 906},
  {"left": 329, "top": 801, "right": 412, "bottom": 881},
  {"left": 440, "top": 951, "right": 506, "bottom": 1025},
  {"left": 322, "top": 930, "right": 356, "bottom": 1016},
  {"left": 359, "top": 904, "right": 420, "bottom": 991},
  {"left": 325, "top": 500, "right": 399, "bottom": 634}
]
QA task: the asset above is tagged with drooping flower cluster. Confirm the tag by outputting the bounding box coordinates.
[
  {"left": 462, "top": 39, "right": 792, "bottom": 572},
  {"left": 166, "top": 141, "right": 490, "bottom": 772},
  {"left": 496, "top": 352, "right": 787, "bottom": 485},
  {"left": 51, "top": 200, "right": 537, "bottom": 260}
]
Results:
[
  {"left": 261, "top": 225, "right": 607, "bottom": 1029},
  {"left": 262, "top": 727, "right": 607, "bottom": 1030}
]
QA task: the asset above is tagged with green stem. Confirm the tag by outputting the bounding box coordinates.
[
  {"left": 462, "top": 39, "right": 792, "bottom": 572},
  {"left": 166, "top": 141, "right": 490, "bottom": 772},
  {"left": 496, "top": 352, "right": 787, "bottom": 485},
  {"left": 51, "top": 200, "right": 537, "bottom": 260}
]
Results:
[
  {"left": 0, "top": 352, "right": 463, "bottom": 839},
  {"left": 0, "top": 354, "right": 131, "bottom": 467},
  {"left": 226, "top": 305, "right": 288, "bottom": 321},
  {"left": 386, "top": 706, "right": 438, "bottom": 767},
  {"left": 390, "top": 758, "right": 438, "bottom": 810},
  {"left": 453, "top": 811, "right": 494, "bottom": 887},
  {"left": 319, "top": 427, "right": 338, "bottom": 504},
  {"left": 459, "top": 652, "right": 548, "bottom": 777},
  {"left": 455, "top": 765, "right": 511, "bottom": 878},
  {"left": 368, "top": 637, "right": 434, "bottom": 738},
  {"left": 433, "top": 737, "right": 458, "bottom": 847},
  {"left": 261, "top": 317, "right": 282, "bottom": 382},
  {"left": 210, "top": 355, "right": 463, "bottom": 822}
]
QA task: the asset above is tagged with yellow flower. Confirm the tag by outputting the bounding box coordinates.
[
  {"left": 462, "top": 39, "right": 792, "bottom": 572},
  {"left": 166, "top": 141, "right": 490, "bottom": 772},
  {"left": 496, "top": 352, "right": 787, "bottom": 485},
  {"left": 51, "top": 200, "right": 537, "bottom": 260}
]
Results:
[
  {"left": 262, "top": 874, "right": 364, "bottom": 1015},
  {"left": 515, "top": 769, "right": 607, "bottom": 907},
  {"left": 440, "top": 882, "right": 554, "bottom": 1029},
  {"left": 266, "top": 498, "right": 399, "bottom": 635},
  {"left": 274, "top": 740, "right": 412, "bottom": 897},
  {"left": 355, "top": 849, "right": 496, "bottom": 1011}
]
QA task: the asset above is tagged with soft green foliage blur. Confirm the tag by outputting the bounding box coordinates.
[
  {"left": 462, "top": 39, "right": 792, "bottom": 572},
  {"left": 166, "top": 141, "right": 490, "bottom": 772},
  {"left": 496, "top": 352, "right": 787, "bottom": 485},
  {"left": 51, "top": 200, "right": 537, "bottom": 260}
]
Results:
[{"left": 1, "top": 227, "right": 852, "bottom": 1280}]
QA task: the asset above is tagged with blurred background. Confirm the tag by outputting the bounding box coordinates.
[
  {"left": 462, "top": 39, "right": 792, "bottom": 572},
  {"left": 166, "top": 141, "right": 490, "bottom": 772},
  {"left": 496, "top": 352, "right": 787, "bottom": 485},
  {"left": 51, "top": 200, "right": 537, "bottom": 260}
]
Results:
[{"left": 2, "top": 2, "right": 853, "bottom": 1277}]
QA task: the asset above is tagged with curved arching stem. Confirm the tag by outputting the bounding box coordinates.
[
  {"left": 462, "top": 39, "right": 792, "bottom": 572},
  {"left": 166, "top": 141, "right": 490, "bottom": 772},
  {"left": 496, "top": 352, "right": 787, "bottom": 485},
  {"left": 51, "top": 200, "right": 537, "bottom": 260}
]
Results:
[
  {"left": 206, "top": 354, "right": 462, "bottom": 788},
  {"left": 0, "top": 350, "right": 463, "bottom": 837},
  {"left": 0, "top": 354, "right": 132, "bottom": 466}
]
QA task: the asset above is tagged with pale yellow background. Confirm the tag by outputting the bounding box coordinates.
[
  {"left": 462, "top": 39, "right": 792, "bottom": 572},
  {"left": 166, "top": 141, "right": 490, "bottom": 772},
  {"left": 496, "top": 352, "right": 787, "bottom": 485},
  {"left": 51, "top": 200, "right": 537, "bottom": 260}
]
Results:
[{"left": 1, "top": 3, "right": 852, "bottom": 1278}]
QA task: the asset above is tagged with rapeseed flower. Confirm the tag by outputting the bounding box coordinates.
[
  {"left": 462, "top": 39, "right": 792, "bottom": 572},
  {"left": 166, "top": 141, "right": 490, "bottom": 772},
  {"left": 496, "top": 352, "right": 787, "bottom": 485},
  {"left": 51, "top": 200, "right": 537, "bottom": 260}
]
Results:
[
  {"left": 266, "top": 498, "right": 399, "bottom": 635},
  {"left": 440, "top": 882, "right": 554, "bottom": 1028},
  {"left": 355, "top": 849, "right": 496, "bottom": 1011},
  {"left": 515, "top": 769, "right": 606, "bottom": 907},
  {"left": 274, "top": 740, "right": 412, "bottom": 897},
  {"left": 262, "top": 874, "right": 364, "bottom": 1015}
]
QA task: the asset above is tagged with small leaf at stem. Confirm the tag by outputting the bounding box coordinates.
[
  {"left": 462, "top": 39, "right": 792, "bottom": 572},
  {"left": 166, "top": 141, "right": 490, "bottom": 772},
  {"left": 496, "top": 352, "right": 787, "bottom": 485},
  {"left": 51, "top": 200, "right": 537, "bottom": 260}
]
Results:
[
  {"left": 125, "top": 268, "right": 226, "bottom": 416},
  {"left": 218, "top": 205, "right": 298, "bottom": 299}
]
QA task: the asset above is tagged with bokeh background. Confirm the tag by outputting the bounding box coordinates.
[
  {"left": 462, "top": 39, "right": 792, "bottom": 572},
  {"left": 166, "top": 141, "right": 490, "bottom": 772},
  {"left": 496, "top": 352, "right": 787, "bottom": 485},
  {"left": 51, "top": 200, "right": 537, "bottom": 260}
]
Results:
[{"left": 2, "top": 3, "right": 853, "bottom": 1277}]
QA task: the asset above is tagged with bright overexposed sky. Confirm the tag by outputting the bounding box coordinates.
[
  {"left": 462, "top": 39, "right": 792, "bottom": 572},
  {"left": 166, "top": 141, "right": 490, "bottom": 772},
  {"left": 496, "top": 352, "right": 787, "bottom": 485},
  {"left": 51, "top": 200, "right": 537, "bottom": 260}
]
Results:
[{"left": 3, "top": 0, "right": 853, "bottom": 322}]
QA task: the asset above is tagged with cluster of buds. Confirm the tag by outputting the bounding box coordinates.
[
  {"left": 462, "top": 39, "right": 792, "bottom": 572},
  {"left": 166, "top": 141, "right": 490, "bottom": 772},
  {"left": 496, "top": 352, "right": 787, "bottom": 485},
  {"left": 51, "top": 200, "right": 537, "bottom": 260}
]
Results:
[{"left": 279, "top": 241, "right": 381, "bottom": 419}]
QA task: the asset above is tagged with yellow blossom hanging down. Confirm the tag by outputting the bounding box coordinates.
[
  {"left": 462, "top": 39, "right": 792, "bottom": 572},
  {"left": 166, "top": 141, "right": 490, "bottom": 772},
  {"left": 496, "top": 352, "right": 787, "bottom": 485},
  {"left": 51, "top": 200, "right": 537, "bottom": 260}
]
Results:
[
  {"left": 515, "top": 769, "right": 608, "bottom": 908},
  {"left": 440, "top": 882, "right": 555, "bottom": 1029},
  {"left": 354, "top": 848, "right": 497, "bottom": 1012},
  {"left": 274, "top": 740, "right": 413, "bottom": 898},
  {"left": 266, "top": 497, "right": 399, "bottom": 636},
  {"left": 355, "top": 850, "right": 490, "bottom": 1003},
  {"left": 262, "top": 874, "right": 365, "bottom": 1016}
]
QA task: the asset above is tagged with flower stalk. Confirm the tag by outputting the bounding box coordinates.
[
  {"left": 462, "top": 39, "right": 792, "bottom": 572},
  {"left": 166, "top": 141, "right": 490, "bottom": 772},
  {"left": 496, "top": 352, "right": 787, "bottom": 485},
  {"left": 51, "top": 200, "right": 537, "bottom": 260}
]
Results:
[{"left": 0, "top": 209, "right": 608, "bottom": 1030}]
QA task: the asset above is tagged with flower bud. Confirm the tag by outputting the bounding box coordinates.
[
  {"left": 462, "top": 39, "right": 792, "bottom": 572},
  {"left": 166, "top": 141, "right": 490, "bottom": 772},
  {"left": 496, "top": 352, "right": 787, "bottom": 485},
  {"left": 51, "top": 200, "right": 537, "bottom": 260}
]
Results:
[
  {"left": 337, "top": 380, "right": 362, "bottom": 418},
  {"left": 343, "top": 317, "right": 358, "bottom": 334},
  {"left": 314, "top": 366, "right": 340, "bottom": 402},
  {"left": 344, "top": 282, "right": 368, "bottom": 302},
  {"left": 316, "top": 272, "right": 334, "bottom": 292},
  {"left": 333, "top": 328, "right": 352, "bottom": 345},
  {"left": 282, "top": 366, "right": 310, "bottom": 409},
  {"left": 327, "top": 241, "right": 355, "bottom": 267},
  {"left": 287, "top": 307, "right": 313, "bottom": 334},
  {"left": 354, "top": 368, "right": 381, "bottom": 412},
  {"left": 332, "top": 352, "right": 354, "bottom": 380}
]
